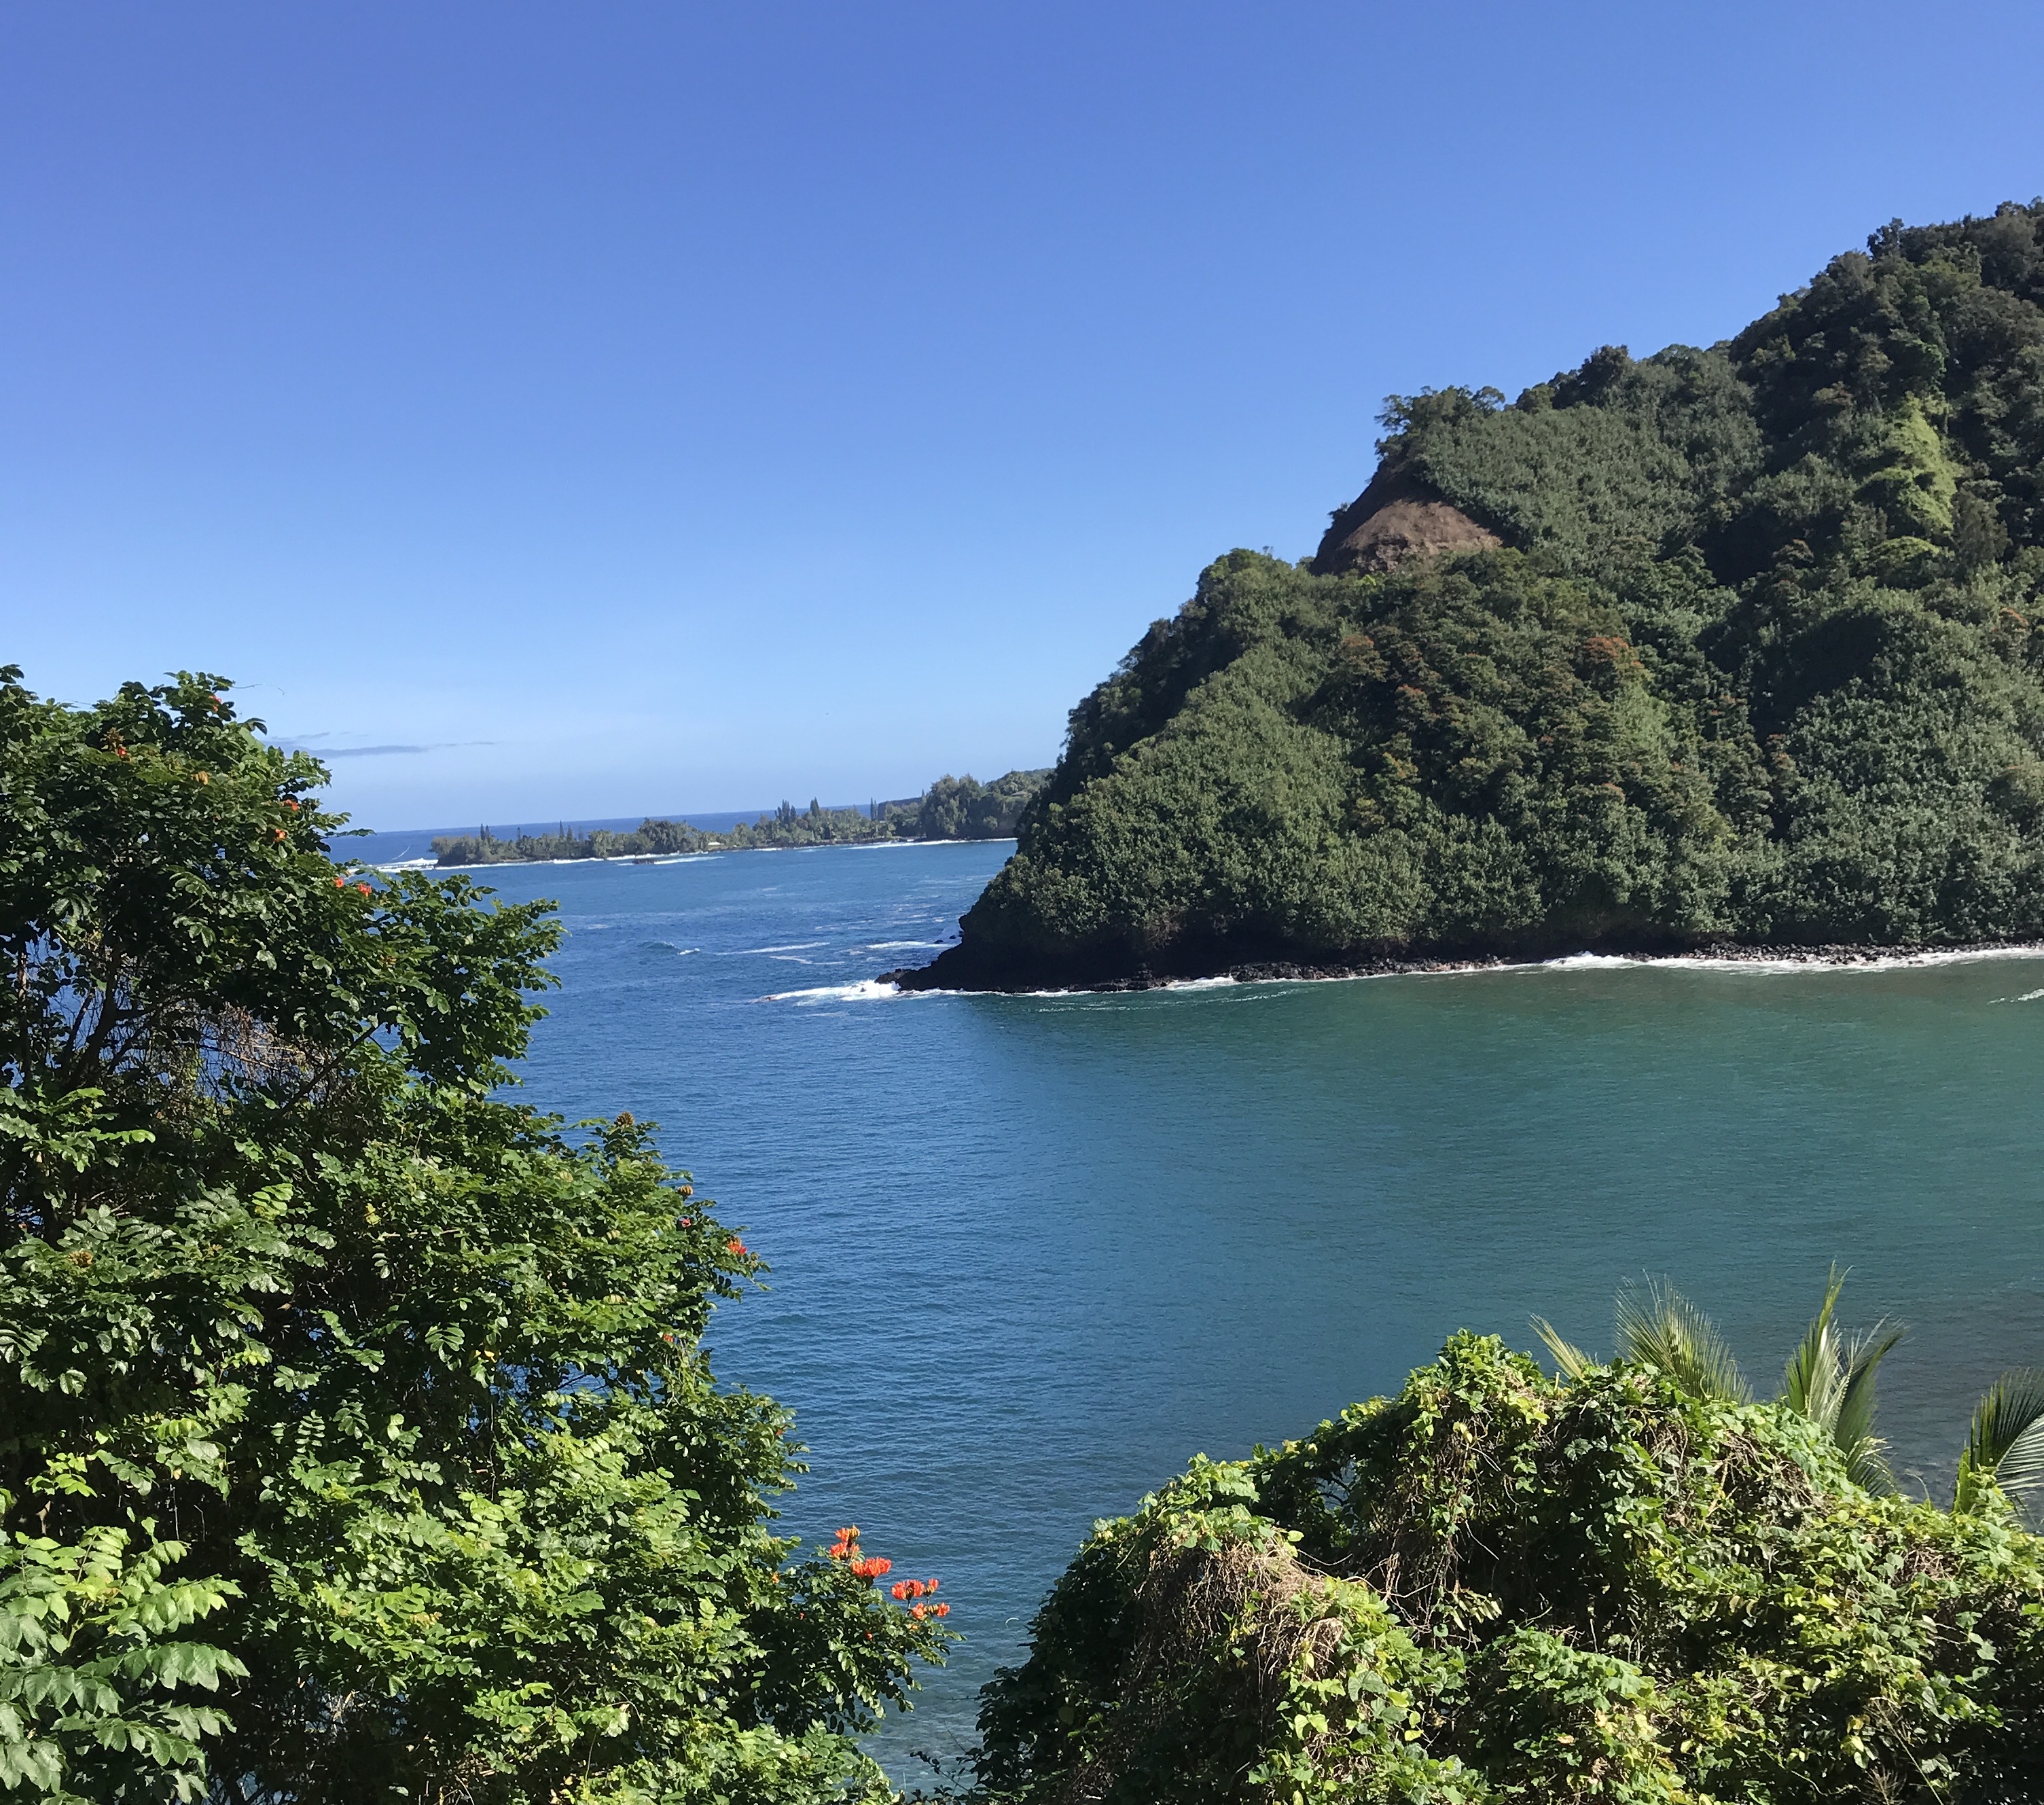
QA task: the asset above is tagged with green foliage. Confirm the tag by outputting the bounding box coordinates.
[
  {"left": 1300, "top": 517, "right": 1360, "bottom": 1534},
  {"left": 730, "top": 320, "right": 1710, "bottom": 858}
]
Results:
[
  {"left": 0, "top": 1516, "right": 242, "bottom": 1802},
  {"left": 431, "top": 819, "right": 713, "bottom": 865},
  {"left": 978, "top": 1330, "right": 2044, "bottom": 1804},
  {"left": 925, "top": 202, "right": 2044, "bottom": 986},
  {"left": 1545, "top": 1272, "right": 1905, "bottom": 1493},
  {"left": 1777, "top": 1267, "right": 1903, "bottom": 1493},
  {"left": 910, "top": 773, "right": 1051, "bottom": 842},
  {"left": 1958, "top": 1369, "right": 2044, "bottom": 1519},
  {"left": 1609, "top": 1279, "right": 1751, "bottom": 1405},
  {"left": 0, "top": 668, "right": 950, "bottom": 1800}
]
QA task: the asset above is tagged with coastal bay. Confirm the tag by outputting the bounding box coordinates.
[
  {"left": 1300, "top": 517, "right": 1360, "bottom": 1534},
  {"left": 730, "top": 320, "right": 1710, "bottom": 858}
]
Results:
[{"left": 492, "top": 838, "right": 2044, "bottom": 1763}]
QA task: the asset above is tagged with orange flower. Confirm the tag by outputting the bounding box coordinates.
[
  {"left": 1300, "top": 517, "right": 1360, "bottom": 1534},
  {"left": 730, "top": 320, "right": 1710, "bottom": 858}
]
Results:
[
  {"left": 282, "top": 798, "right": 299, "bottom": 810},
  {"left": 728, "top": 1238, "right": 748, "bottom": 1256},
  {"left": 357, "top": 882, "right": 372, "bottom": 895},
  {"left": 272, "top": 828, "right": 287, "bottom": 842},
  {"left": 334, "top": 876, "right": 345, "bottom": 889},
  {"left": 910, "top": 1604, "right": 926, "bottom": 1620},
  {"left": 891, "top": 1581, "right": 910, "bottom": 1600},
  {"left": 934, "top": 1603, "right": 949, "bottom": 1618}
]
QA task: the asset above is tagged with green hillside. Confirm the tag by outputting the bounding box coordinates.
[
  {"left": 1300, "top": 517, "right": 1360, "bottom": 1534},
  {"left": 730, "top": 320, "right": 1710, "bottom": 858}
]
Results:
[{"left": 903, "top": 203, "right": 2044, "bottom": 989}]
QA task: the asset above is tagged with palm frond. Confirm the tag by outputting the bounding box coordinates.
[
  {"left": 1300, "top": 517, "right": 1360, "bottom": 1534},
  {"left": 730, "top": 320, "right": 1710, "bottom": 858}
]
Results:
[
  {"left": 1614, "top": 1279, "right": 1750, "bottom": 1404},
  {"left": 1958, "top": 1368, "right": 2044, "bottom": 1516},
  {"left": 1831, "top": 1324, "right": 1903, "bottom": 1495},
  {"left": 1996, "top": 1412, "right": 2044, "bottom": 1510},
  {"left": 1779, "top": 1265, "right": 1848, "bottom": 1420},
  {"left": 1530, "top": 1317, "right": 1596, "bottom": 1382}
]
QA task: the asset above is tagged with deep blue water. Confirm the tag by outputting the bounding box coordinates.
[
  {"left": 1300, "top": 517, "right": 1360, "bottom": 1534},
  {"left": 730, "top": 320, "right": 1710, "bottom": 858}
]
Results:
[{"left": 435, "top": 842, "right": 2044, "bottom": 1772}]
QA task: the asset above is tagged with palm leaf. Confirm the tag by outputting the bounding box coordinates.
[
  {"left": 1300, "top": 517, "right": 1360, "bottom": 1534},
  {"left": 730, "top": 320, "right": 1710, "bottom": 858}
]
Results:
[
  {"left": 1530, "top": 1317, "right": 1596, "bottom": 1382},
  {"left": 1830, "top": 1323, "right": 1903, "bottom": 1494},
  {"left": 1774, "top": 1267, "right": 1900, "bottom": 1493},
  {"left": 1779, "top": 1266, "right": 1847, "bottom": 1421},
  {"left": 1614, "top": 1279, "right": 1750, "bottom": 1404},
  {"left": 1959, "top": 1368, "right": 2044, "bottom": 1516},
  {"left": 1996, "top": 1412, "right": 2044, "bottom": 1509}
]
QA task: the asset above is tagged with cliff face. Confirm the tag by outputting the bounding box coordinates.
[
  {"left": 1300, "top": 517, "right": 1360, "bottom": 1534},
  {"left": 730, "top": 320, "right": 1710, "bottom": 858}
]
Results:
[
  {"left": 899, "top": 203, "right": 2044, "bottom": 991},
  {"left": 1310, "top": 463, "right": 1500, "bottom": 575}
]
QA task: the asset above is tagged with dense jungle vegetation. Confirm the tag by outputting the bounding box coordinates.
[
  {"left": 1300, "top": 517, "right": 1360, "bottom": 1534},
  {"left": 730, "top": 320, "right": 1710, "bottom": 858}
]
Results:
[
  {"left": 0, "top": 670, "right": 949, "bottom": 1802},
  {"left": 912, "top": 202, "right": 2044, "bottom": 989},
  {"left": 979, "top": 1281, "right": 2044, "bottom": 1804},
  {"left": 429, "top": 770, "right": 1049, "bottom": 867}
]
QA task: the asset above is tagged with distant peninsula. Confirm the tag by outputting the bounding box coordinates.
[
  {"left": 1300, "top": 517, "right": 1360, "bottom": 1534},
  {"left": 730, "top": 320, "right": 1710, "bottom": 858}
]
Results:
[
  {"left": 429, "top": 768, "right": 1049, "bottom": 866},
  {"left": 898, "top": 202, "right": 2044, "bottom": 991}
]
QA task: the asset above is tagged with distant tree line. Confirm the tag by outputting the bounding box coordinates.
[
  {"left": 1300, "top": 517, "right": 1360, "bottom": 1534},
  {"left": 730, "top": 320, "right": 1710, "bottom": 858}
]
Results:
[{"left": 428, "top": 768, "right": 1050, "bottom": 867}]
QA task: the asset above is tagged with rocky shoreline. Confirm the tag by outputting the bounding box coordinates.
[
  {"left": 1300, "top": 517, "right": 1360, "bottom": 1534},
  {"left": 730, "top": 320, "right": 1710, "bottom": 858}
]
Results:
[{"left": 881, "top": 937, "right": 2044, "bottom": 995}]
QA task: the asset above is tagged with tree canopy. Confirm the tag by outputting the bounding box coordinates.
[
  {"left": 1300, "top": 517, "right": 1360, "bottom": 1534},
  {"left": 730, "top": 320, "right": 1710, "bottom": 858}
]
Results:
[{"left": 0, "top": 668, "right": 946, "bottom": 1802}]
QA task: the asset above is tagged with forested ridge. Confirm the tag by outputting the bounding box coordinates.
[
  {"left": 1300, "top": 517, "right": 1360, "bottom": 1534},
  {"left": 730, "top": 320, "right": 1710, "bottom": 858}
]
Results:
[{"left": 906, "top": 202, "right": 2044, "bottom": 990}]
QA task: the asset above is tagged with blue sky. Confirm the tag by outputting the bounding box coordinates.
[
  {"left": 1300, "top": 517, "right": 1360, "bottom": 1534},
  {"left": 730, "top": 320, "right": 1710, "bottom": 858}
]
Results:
[{"left": 5, "top": 2, "right": 2042, "bottom": 831}]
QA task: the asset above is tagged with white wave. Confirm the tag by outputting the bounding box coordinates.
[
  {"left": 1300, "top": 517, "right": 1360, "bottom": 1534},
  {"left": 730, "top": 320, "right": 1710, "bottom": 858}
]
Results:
[
  {"left": 729, "top": 941, "right": 828, "bottom": 955},
  {"left": 1571, "top": 944, "right": 2044, "bottom": 978},
  {"left": 765, "top": 979, "right": 915, "bottom": 1003},
  {"left": 867, "top": 939, "right": 946, "bottom": 950},
  {"left": 994, "top": 941, "right": 2044, "bottom": 1000}
]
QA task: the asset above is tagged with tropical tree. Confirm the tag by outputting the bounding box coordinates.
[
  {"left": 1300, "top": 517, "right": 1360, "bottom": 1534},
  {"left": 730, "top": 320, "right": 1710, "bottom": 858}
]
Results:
[{"left": 0, "top": 668, "right": 948, "bottom": 1802}]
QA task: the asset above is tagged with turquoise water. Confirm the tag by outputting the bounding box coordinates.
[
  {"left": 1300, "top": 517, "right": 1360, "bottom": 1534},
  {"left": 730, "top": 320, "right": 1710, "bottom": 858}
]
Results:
[{"left": 456, "top": 841, "right": 2044, "bottom": 1768}]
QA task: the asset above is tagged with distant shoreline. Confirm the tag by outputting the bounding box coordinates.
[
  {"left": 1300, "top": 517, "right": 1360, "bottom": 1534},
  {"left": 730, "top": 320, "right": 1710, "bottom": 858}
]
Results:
[{"left": 378, "top": 836, "right": 1016, "bottom": 875}]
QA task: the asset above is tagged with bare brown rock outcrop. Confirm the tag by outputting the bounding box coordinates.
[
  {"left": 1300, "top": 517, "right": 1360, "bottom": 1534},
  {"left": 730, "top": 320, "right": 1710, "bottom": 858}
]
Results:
[{"left": 1310, "top": 463, "right": 1500, "bottom": 575}]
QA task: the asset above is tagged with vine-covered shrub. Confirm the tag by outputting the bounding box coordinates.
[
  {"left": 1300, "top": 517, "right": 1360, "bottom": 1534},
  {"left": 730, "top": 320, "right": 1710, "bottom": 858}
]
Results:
[{"left": 978, "top": 1334, "right": 2044, "bottom": 1803}]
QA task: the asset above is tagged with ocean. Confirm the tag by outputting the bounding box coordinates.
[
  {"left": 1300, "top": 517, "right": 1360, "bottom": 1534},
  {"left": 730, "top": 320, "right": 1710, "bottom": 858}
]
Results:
[{"left": 389, "top": 838, "right": 2044, "bottom": 1774}]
